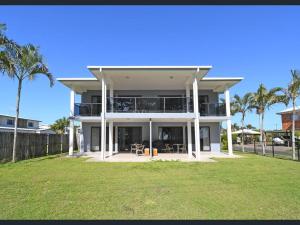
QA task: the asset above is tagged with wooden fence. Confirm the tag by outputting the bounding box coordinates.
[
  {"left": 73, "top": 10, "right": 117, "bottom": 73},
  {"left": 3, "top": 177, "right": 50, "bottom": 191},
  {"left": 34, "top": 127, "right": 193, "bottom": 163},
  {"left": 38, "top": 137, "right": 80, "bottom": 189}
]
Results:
[{"left": 0, "top": 132, "right": 70, "bottom": 162}]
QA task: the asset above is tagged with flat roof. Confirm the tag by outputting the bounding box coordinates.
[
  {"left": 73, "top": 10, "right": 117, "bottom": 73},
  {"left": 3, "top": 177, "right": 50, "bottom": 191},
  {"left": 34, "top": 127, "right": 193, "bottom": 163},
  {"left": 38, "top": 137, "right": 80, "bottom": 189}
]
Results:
[
  {"left": 0, "top": 114, "right": 41, "bottom": 122},
  {"left": 57, "top": 66, "right": 243, "bottom": 93}
]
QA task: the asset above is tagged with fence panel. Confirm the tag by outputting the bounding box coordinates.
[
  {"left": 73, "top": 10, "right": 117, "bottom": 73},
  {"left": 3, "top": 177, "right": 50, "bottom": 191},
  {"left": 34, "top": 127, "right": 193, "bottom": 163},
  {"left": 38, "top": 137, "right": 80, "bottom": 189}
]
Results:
[
  {"left": 233, "top": 140, "right": 299, "bottom": 161},
  {"left": 0, "top": 132, "right": 70, "bottom": 163}
]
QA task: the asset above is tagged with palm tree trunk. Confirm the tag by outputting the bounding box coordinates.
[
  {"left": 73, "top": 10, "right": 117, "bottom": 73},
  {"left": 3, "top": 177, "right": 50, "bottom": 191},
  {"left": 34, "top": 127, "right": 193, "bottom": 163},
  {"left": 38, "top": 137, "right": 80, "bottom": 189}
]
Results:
[
  {"left": 292, "top": 100, "right": 296, "bottom": 160},
  {"left": 12, "top": 79, "right": 22, "bottom": 163},
  {"left": 241, "top": 117, "right": 245, "bottom": 152}
]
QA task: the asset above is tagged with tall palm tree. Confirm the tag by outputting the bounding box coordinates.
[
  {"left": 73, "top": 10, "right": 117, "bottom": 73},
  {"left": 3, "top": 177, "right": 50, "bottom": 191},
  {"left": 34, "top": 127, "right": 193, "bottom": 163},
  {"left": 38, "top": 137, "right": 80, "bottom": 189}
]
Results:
[
  {"left": 231, "top": 93, "right": 253, "bottom": 152},
  {"left": 250, "top": 84, "right": 287, "bottom": 155},
  {"left": 281, "top": 70, "right": 300, "bottom": 160},
  {"left": 2, "top": 44, "right": 54, "bottom": 162}
]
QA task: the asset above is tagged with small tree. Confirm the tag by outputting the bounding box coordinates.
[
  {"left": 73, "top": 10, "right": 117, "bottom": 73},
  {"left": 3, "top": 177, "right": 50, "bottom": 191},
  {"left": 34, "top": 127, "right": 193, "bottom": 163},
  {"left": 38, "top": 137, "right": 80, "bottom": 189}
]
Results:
[
  {"left": 231, "top": 93, "right": 253, "bottom": 152},
  {"left": 281, "top": 70, "right": 300, "bottom": 160},
  {"left": 250, "top": 84, "right": 287, "bottom": 155},
  {"left": 51, "top": 117, "right": 70, "bottom": 134}
]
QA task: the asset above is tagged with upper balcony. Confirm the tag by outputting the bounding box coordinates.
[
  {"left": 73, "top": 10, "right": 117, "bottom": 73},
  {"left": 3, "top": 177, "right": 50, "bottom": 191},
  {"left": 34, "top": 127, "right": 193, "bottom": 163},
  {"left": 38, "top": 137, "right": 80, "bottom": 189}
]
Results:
[{"left": 74, "top": 97, "right": 226, "bottom": 116}]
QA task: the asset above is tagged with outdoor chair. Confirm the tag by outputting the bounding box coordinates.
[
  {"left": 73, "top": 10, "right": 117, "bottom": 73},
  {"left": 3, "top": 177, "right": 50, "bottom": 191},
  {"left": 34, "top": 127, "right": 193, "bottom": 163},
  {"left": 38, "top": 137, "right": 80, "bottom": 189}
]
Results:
[
  {"left": 136, "top": 144, "right": 145, "bottom": 156},
  {"left": 161, "top": 144, "right": 173, "bottom": 153},
  {"left": 130, "top": 144, "right": 137, "bottom": 153},
  {"left": 179, "top": 144, "right": 187, "bottom": 153}
]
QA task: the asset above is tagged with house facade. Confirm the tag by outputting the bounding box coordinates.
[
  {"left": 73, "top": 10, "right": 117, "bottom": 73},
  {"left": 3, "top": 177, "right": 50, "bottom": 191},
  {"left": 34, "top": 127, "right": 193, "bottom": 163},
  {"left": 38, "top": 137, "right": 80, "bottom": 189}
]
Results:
[
  {"left": 277, "top": 107, "right": 300, "bottom": 131},
  {"left": 58, "top": 66, "right": 243, "bottom": 160},
  {"left": 0, "top": 114, "right": 55, "bottom": 134}
]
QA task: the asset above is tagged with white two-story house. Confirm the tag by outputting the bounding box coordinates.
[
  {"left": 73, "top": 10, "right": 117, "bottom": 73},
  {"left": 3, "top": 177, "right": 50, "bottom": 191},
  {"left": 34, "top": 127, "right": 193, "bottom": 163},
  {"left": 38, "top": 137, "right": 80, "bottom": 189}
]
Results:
[{"left": 58, "top": 66, "right": 243, "bottom": 160}]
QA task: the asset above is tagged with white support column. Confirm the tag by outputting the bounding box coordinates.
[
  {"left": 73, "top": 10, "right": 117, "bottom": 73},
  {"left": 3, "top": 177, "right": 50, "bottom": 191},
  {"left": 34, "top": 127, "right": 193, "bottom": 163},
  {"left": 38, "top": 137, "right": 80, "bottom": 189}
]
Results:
[
  {"left": 109, "top": 121, "right": 113, "bottom": 156},
  {"left": 225, "top": 88, "right": 233, "bottom": 155},
  {"left": 186, "top": 84, "right": 190, "bottom": 112},
  {"left": 79, "top": 122, "right": 84, "bottom": 154},
  {"left": 114, "top": 126, "right": 118, "bottom": 153},
  {"left": 110, "top": 86, "right": 114, "bottom": 112},
  {"left": 193, "top": 76, "right": 201, "bottom": 159},
  {"left": 183, "top": 126, "right": 186, "bottom": 145},
  {"left": 69, "top": 90, "right": 75, "bottom": 156},
  {"left": 104, "top": 82, "right": 107, "bottom": 153},
  {"left": 187, "top": 121, "right": 192, "bottom": 158},
  {"left": 101, "top": 77, "right": 106, "bottom": 160},
  {"left": 149, "top": 119, "right": 152, "bottom": 157}
]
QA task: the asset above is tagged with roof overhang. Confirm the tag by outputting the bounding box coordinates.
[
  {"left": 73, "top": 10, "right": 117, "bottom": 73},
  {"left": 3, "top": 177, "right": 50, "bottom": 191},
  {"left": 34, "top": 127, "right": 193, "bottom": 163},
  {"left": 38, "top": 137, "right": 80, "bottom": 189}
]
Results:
[
  {"left": 57, "top": 78, "right": 99, "bottom": 94},
  {"left": 87, "top": 66, "right": 212, "bottom": 90},
  {"left": 199, "top": 77, "right": 244, "bottom": 92}
]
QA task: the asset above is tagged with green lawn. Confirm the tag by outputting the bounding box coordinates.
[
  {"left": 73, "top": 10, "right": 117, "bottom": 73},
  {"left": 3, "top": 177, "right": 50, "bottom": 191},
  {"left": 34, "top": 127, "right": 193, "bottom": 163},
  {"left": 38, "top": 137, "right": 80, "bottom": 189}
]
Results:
[{"left": 1, "top": 153, "right": 300, "bottom": 220}]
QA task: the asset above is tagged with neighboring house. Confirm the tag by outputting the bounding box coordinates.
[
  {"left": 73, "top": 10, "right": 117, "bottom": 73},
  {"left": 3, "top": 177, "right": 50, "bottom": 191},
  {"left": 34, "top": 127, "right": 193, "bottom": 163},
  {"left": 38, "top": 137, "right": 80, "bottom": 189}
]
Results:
[
  {"left": 58, "top": 66, "right": 243, "bottom": 160},
  {"left": 277, "top": 106, "right": 300, "bottom": 131},
  {"left": 0, "top": 114, "right": 55, "bottom": 134}
]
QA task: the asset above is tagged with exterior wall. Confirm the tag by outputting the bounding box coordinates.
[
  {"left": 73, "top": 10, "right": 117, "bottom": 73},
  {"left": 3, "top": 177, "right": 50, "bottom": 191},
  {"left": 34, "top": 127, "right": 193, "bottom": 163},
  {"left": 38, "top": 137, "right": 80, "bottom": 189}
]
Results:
[
  {"left": 81, "top": 121, "right": 221, "bottom": 153},
  {"left": 281, "top": 112, "right": 300, "bottom": 131},
  {"left": 81, "top": 90, "right": 219, "bottom": 104},
  {"left": 0, "top": 116, "right": 39, "bottom": 129}
]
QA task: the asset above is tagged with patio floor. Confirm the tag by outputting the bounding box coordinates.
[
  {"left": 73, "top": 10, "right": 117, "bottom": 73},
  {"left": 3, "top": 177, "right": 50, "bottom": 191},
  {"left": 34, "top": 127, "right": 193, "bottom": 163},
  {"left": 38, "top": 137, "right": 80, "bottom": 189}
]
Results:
[{"left": 76, "top": 151, "right": 241, "bottom": 162}]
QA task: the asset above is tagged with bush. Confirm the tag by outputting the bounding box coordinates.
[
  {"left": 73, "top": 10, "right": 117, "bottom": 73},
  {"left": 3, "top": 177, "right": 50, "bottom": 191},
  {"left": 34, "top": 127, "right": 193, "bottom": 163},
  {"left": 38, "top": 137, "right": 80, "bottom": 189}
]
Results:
[{"left": 221, "top": 133, "right": 228, "bottom": 150}]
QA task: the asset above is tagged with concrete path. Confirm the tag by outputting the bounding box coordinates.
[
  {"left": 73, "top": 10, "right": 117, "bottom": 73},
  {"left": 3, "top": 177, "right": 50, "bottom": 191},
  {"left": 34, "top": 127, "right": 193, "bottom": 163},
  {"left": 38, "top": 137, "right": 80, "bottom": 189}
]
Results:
[{"left": 76, "top": 151, "right": 241, "bottom": 163}]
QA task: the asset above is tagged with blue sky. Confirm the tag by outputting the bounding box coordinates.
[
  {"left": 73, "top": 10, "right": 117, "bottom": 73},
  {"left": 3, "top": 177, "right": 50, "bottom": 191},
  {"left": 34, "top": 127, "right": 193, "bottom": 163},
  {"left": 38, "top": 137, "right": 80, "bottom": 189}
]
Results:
[{"left": 0, "top": 6, "right": 299, "bottom": 129}]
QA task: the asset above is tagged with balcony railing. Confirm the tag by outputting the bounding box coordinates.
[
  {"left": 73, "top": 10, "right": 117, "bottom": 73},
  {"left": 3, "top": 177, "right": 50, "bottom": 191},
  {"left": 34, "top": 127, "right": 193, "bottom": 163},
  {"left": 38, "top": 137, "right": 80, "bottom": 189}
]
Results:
[
  {"left": 74, "top": 103, "right": 102, "bottom": 116},
  {"left": 74, "top": 98, "right": 226, "bottom": 116},
  {"left": 199, "top": 103, "right": 226, "bottom": 116},
  {"left": 107, "top": 97, "right": 191, "bottom": 113}
]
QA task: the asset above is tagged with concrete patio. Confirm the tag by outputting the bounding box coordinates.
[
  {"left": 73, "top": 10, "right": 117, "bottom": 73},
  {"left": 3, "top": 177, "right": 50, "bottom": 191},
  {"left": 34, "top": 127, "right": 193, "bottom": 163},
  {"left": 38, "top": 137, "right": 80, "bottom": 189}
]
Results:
[{"left": 75, "top": 151, "right": 241, "bottom": 162}]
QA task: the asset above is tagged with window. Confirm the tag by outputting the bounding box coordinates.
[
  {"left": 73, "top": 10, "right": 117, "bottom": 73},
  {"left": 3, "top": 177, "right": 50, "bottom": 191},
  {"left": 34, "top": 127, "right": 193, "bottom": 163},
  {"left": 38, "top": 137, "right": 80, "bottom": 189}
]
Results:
[
  {"left": 28, "top": 122, "right": 34, "bottom": 127},
  {"left": 7, "top": 119, "right": 14, "bottom": 126}
]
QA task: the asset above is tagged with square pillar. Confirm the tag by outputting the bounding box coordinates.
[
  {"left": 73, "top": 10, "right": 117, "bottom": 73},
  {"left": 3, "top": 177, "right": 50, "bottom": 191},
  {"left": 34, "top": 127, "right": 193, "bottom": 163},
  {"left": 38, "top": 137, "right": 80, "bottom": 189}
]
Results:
[
  {"left": 149, "top": 119, "right": 153, "bottom": 157},
  {"left": 187, "top": 121, "right": 192, "bottom": 158},
  {"left": 69, "top": 90, "right": 75, "bottom": 156},
  {"left": 193, "top": 76, "right": 201, "bottom": 159},
  {"left": 79, "top": 122, "right": 84, "bottom": 154},
  {"left": 114, "top": 126, "right": 118, "bottom": 153},
  {"left": 225, "top": 88, "right": 233, "bottom": 155},
  {"left": 109, "top": 121, "right": 113, "bottom": 156},
  {"left": 186, "top": 84, "right": 190, "bottom": 112},
  {"left": 183, "top": 126, "right": 186, "bottom": 146},
  {"left": 101, "top": 77, "right": 106, "bottom": 160},
  {"left": 110, "top": 86, "right": 114, "bottom": 112}
]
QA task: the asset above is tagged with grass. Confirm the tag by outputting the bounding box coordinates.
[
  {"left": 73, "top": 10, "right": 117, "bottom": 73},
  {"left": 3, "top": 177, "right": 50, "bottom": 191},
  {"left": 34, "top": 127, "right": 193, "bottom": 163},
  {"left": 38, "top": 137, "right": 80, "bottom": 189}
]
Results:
[{"left": 0, "top": 153, "right": 300, "bottom": 220}]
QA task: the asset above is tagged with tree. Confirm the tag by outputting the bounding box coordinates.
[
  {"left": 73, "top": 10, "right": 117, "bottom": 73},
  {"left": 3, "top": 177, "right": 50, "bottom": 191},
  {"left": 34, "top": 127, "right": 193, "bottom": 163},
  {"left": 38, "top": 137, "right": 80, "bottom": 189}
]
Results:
[
  {"left": 1, "top": 43, "right": 54, "bottom": 162},
  {"left": 250, "top": 84, "right": 287, "bottom": 155},
  {"left": 232, "top": 123, "right": 240, "bottom": 131},
  {"left": 0, "top": 23, "right": 19, "bottom": 76},
  {"left": 51, "top": 117, "right": 70, "bottom": 134},
  {"left": 231, "top": 93, "right": 253, "bottom": 152},
  {"left": 246, "top": 124, "right": 256, "bottom": 130},
  {"left": 281, "top": 70, "right": 300, "bottom": 160}
]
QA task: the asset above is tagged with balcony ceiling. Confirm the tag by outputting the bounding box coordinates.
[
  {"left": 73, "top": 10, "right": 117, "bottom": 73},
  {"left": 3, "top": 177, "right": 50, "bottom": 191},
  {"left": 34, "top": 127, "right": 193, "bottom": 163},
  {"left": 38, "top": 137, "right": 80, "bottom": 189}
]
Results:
[{"left": 87, "top": 66, "right": 211, "bottom": 90}]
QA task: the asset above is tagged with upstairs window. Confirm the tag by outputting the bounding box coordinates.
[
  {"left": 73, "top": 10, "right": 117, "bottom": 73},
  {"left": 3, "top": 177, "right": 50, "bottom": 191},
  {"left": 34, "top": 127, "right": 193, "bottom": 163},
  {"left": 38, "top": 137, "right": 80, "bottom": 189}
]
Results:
[
  {"left": 28, "top": 122, "right": 34, "bottom": 128},
  {"left": 7, "top": 119, "right": 14, "bottom": 126}
]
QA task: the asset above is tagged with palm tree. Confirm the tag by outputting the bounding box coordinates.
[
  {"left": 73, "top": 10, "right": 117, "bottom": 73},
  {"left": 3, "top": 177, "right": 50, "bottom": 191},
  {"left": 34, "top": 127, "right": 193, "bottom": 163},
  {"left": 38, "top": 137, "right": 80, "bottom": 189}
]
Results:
[
  {"left": 231, "top": 93, "right": 253, "bottom": 152},
  {"left": 281, "top": 70, "right": 300, "bottom": 160},
  {"left": 1, "top": 44, "right": 54, "bottom": 162},
  {"left": 250, "top": 84, "right": 287, "bottom": 155},
  {"left": 0, "top": 23, "right": 19, "bottom": 76},
  {"left": 51, "top": 117, "right": 70, "bottom": 134}
]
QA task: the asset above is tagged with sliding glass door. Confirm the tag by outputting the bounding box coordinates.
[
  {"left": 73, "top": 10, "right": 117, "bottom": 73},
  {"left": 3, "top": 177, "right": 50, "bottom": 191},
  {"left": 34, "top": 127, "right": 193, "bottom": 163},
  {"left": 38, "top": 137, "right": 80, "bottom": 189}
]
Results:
[
  {"left": 118, "top": 127, "right": 142, "bottom": 151},
  {"left": 192, "top": 126, "right": 211, "bottom": 151},
  {"left": 158, "top": 127, "right": 183, "bottom": 144},
  {"left": 90, "top": 127, "right": 109, "bottom": 151}
]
